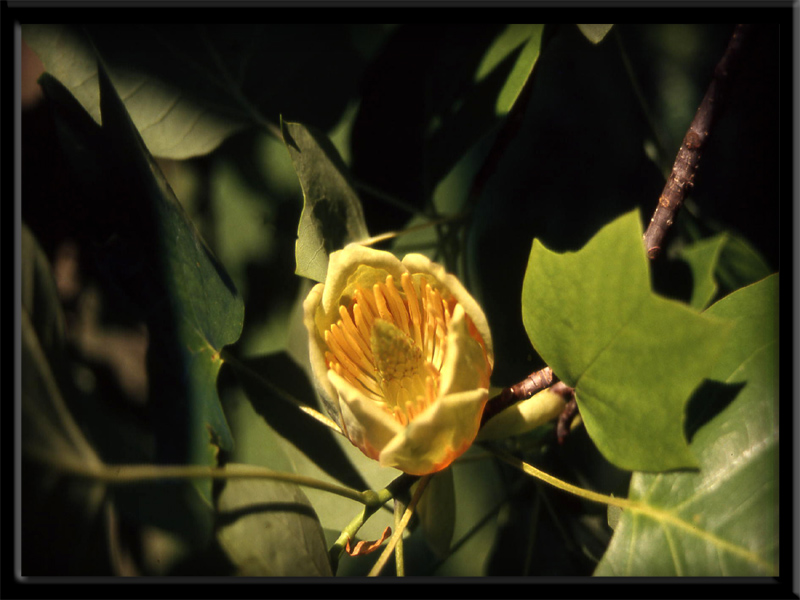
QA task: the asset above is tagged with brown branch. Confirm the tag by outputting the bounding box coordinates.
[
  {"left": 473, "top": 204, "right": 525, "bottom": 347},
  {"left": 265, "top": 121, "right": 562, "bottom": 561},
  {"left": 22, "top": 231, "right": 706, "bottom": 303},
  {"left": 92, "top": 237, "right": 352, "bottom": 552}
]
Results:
[
  {"left": 481, "top": 366, "right": 554, "bottom": 427},
  {"left": 643, "top": 24, "right": 753, "bottom": 259}
]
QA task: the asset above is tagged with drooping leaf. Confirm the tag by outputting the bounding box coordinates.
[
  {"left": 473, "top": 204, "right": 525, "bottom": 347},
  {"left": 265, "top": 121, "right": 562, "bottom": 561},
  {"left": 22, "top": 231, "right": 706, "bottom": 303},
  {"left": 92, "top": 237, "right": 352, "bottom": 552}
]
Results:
[
  {"left": 577, "top": 24, "right": 614, "bottom": 45},
  {"left": 595, "top": 274, "right": 778, "bottom": 576},
  {"left": 521, "top": 210, "right": 733, "bottom": 471},
  {"left": 39, "top": 60, "right": 244, "bottom": 504},
  {"left": 282, "top": 119, "right": 370, "bottom": 283},
  {"left": 216, "top": 465, "right": 333, "bottom": 576},
  {"left": 24, "top": 24, "right": 363, "bottom": 159},
  {"left": 95, "top": 59, "right": 244, "bottom": 499}
]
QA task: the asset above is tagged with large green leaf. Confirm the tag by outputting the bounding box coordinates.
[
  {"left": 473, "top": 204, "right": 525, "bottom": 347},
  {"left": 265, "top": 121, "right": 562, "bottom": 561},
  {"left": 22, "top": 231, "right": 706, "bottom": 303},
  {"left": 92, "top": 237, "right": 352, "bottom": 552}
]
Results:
[
  {"left": 595, "top": 274, "right": 778, "bottom": 575},
  {"left": 96, "top": 60, "right": 244, "bottom": 494},
  {"left": 282, "top": 119, "right": 370, "bottom": 283},
  {"left": 216, "top": 466, "right": 333, "bottom": 576},
  {"left": 24, "top": 24, "right": 363, "bottom": 159},
  {"left": 521, "top": 210, "right": 733, "bottom": 471},
  {"left": 39, "top": 61, "right": 244, "bottom": 503}
]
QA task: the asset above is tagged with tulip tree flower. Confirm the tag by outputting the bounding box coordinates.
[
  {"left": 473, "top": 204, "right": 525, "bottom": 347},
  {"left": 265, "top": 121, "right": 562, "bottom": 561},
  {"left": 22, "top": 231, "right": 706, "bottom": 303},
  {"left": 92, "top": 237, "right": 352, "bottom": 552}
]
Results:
[{"left": 303, "top": 244, "right": 494, "bottom": 476}]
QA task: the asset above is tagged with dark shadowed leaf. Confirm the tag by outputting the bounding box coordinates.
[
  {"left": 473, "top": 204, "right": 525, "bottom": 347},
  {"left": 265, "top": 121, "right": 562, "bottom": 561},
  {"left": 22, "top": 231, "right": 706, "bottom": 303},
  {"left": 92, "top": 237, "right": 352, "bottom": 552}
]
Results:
[
  {"left": 38, "top": 60, "right": 244, "bottom": 505},
  {"left": 282, "top": 119, "right": 370, "bottom": 282},
  {"left": 95, "top": 60, "right": 244, "bottom": 500},
  {"left": 521, "top": 210, "right": 733, "bottom": 471},
  {"left": 216, "top": 465, "right": 333, "bottom": 576}
]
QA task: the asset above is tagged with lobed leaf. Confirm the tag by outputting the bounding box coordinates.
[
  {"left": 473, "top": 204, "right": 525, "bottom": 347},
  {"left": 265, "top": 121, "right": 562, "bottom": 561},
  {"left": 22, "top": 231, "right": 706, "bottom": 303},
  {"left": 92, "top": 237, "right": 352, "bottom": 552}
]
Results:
[
  {"left": 595, "top": 274, "right": 778, "bottom": 575},
  {"left": 521, "top": 210, "right": 733, "bottom": 471}
]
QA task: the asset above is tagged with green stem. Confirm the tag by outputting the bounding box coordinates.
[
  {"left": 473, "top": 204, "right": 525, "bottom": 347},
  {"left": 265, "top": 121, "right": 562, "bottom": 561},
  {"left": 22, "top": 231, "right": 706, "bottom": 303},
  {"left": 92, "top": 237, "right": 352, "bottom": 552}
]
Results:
[
  {"left": 27, "top": 449, "right": 367, "bottom": 506},
  {"left": 393, "top": 497, "right": 407, "bottom": 576},
  {"left": 328, "top": 475, "right": 412, "bottom": 573},
  {"left": 492, "top": 448, "right": 775, "bottom": 573},
  {"left": 368, "top": 475, "right": 431, "bottom": 576}
]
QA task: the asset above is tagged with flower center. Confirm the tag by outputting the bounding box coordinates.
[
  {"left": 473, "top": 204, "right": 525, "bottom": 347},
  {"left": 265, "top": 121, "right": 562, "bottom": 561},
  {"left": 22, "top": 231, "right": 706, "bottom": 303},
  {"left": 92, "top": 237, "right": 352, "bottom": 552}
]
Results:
[{"left": 324, "top": 272, "right": 455, "bottom": 425}]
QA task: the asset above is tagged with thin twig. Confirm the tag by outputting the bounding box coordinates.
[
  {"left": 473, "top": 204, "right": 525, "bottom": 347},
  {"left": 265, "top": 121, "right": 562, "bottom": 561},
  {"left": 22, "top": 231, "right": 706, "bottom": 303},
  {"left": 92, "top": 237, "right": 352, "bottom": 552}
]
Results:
[
  {"left": 643, "top": 24, "right": 753, "bottom": 259},
  {"left": 481, "top": 366, "right": 555, "bottom": 427},
  {"left": 555, "top": 388, "right": 579, "bottom": 445}
]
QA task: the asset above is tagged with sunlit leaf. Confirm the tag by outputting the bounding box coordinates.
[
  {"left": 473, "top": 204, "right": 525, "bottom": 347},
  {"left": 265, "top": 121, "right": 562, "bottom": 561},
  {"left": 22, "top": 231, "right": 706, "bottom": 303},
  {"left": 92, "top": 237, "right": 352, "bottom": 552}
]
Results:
[
  {"left": 521, "top": 210, "right": 733, "bottom": 471},
  {"left": 595, "top": 275, "right": 778, "bottom": 576},
  {"left": 23, "top": 24, "right": 246, "bottom": 159},
  {"left": 216, "top": 465, "right": 333, "bottom": 576},
  {"left": 24, "top": 24, "right": 363, "bottom": 159},
  {"left": 282, "top": 119, "right": 369, "bottom": 283},
  {"left": 475, "top": 24, "right": 545, "bottom": 114}
]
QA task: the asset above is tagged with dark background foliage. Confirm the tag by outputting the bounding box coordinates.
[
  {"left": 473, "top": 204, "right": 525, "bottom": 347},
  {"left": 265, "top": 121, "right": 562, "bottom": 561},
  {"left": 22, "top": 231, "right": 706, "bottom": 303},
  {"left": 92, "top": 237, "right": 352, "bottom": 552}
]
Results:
[{"left": 17, "top": 20, "right": 784, "bottom": 577}]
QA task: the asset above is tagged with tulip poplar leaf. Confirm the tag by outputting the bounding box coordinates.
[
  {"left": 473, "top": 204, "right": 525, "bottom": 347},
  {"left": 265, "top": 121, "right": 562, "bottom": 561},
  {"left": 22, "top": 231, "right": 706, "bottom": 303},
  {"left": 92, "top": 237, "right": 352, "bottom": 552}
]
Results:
[
  {"left": 282, "top": 119, "right": 370, "bottom": 283},
  {"left": 24, "top": 24, "right": 363, "bottom": 159},
  {"left": 595, "top": 274, "right": 778, "bottom": 575},
  {"left": 521, "top": 210, "right": 733, "bottom": 472},
  {"left": 37, "top": 62, "right": 243, "bottom": 506}
]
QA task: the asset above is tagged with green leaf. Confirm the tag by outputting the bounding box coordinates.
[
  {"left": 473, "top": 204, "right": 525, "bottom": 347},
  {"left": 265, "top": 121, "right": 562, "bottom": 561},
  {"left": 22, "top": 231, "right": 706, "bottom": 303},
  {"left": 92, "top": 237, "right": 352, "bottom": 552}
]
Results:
[
  {"left": 714, "top": 233, "right": 773, "bottom": 296},
  {"left": 521, "top": 210, "right": 732, "bottom": 472},
  {"left": 216, "top": 465, "right": 333, "bottom": 576},
  {"left": 23, "top": 24, "right": 247, "bottom": 159},
  {"left": 97, "top": 59, "right": 244, "bottom": 494},
  {"left": 38, "top": 58, "right": 247, "bottom": 507},
  {"left": 678, "top": 234, "right": 728, "bottom": 310},
  {"left": 474, "top": 24, "right": 545, "bottom": 114},
  {"left": 576, "top": 24, "right": 614, "bottom": 45},
  {"left": 24, "top": 24, "right": 363, "bottom": 159},
  {"left": 349, "top": 24, "right": 545, "bottom": 202},
  {"left": 595, "top": 274, "right": 778, "bottom": 575},
  {"left": 282, "top": 119, "right": 370, "bottom": 282},
  {"left": 427, "top": 24, "right": 544, "bottom": 186}
]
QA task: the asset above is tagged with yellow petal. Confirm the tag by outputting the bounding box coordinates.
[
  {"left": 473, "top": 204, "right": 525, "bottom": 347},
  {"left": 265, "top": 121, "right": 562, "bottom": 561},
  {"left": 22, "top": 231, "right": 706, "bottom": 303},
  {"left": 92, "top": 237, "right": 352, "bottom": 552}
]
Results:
[
  {"left": 439, "top": 304, "right": 491, "bottom": 396},
  {"left": 378, "top": 388, "right": 488, "bottom": 475},
  {"left": 329, "top": 369, "right": 403, "bottom": 460}
]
